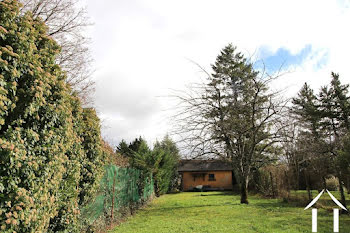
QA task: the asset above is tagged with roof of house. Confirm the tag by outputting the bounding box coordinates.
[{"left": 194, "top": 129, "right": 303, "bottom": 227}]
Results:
[{"left": 177, "top": 159, "right": 232, "bottom": 172}]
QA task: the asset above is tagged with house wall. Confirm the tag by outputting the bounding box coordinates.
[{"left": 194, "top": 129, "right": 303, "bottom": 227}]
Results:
[{"left": 181, "top": 171, "right": 232, "bottom": 191}]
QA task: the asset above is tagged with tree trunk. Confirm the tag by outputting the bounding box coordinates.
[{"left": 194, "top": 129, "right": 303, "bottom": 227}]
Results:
[
  {"left": 240, "top": 176, "right": 249, "bottom": 204},
  {"left": 154, "top": 179, "right": 160, "bottom": 197},
  {"left": 347, "top": 176, "right": 350, "bottom": 194},
  {"left": 322, "top": 176, "right": 327, "bottom": 190},
  {"left": 270, "top": 172, "right": 276, "bottom": 198},
  {"left": 295, "top": 162, "right": 300, "bottom": 190},
  {"left": 338, "top": 177, "right": 348, "bottom": 214},
  {"left": 284, "top": 171, "right": 290, "bottom": 199},
  {"left": 305, "top": 171, "right": 312, "bottom": 201},
  {"left": 111, "top": 170, "right": 116, "bottom": 221}
]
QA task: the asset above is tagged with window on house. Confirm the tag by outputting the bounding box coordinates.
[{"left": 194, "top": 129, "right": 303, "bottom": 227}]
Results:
[
  {"left": 192, "top": 173, "right": 206, "bottom": 181},
  {"left": 208, "top": 173, "right": 216, "bottom": 181}
]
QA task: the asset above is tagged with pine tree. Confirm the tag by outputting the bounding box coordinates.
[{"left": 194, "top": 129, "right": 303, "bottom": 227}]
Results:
[
  {"left": 292, "top": 73, "right": 350, "bottom": 212},
  {"left": 318, "top": 73, "right": 350, "bottom": 211},
  {"left": 153, "top": 135, "right": 180, "bottom": 193},
  {"left": 292, "top": 83, "right": 321, "bottom": 137},
  {"left": 292, "top": 83, "right": 327, "bottom": 198},
  {"left": 176, "top": 44, "right": 283, "bottom": 204}
]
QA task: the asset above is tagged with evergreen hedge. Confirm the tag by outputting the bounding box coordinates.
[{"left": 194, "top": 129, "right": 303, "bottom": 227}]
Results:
[{"left": 0, "top": 1, "right": 105, "bottom": 232}]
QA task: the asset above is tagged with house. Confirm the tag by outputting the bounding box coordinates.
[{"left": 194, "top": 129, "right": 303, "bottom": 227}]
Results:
[{"left": 177, "top": 159, "right": 236, "bottom": 191}]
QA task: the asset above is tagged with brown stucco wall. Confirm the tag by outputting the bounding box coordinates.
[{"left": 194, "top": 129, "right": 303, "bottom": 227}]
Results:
[{"left": 181, "top": 171, "right": 232, "bottom": 191}]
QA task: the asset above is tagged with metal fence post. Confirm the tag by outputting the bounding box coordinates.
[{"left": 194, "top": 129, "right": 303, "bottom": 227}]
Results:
[{"left": 111, "top": 169, "right": 116, "bottom": 221}]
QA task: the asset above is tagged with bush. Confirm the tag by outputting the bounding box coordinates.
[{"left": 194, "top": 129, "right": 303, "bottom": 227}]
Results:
[
  {"left": 252, "top": 165, "right": 290, "bottom": 198},
  {"left": 326, "top": 176, "right": 339, "bottom": 191}
]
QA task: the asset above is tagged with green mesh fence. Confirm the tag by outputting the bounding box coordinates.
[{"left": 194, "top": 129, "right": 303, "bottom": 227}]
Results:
[{"left": 81, "top": 165, "right": 154, "bottom": 227}]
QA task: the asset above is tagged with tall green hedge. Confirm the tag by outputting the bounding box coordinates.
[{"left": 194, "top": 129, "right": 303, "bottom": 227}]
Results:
[{"left": 0, "top": 1, "right": 105, "bottom": 232}]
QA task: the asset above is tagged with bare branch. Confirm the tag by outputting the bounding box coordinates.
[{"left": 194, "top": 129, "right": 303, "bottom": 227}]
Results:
[{"left": 20, "top": 0, "right": 95, "bottom": 105}]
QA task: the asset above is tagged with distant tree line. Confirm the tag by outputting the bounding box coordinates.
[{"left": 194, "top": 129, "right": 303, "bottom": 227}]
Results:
[
  {"left": 250, "top": 73, "right": 350, "bottom": 213},
  {"left": 285, "top": 72, "right": 350, "bottom": 210}
]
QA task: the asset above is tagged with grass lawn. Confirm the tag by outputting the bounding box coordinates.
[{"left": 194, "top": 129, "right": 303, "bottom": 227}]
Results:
[{"left": 111, "top": 191, "right": 350, "bottom": 233}]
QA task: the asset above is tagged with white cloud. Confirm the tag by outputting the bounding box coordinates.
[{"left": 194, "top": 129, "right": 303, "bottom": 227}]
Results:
[{"left": 86, "top": 0, "right": 350, "bottom": 147}]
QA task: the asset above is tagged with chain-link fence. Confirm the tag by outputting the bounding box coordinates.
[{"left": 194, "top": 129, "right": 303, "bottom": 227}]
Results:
[{"left": 81, "top": 165, "right": 154, "bottom": 231}]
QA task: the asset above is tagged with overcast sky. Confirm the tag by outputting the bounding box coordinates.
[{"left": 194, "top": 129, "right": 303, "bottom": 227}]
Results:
[{"left": 85, "top": 0, "right": 350, "bottom": 148}]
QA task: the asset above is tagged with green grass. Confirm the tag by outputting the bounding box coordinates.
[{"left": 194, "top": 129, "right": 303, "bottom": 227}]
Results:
[{"left": 111, "top": 191, "right": 350, "bottom": 233}]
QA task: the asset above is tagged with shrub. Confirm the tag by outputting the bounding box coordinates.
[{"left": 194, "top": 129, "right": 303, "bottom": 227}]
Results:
[
  {"left": 252, "top": 165, "right": 290, "bottom": 198},
  {"left": 326, "top": 176, "right": 339, "bottom": 191}
]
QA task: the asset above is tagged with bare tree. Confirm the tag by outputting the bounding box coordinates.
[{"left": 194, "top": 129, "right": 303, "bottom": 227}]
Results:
[
  {"left": 20, "top": 0, "right": 94, "bottom": 105},
  {"left": 172, "top": 45, "right": 287, "bottom": 204}
]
